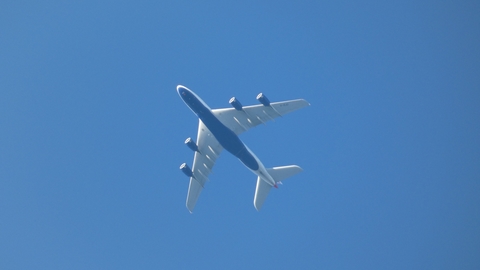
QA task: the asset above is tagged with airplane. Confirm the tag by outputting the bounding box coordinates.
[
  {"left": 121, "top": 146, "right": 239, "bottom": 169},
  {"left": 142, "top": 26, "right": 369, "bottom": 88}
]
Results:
[{"left": 177, "top": 85, "right": 310, "bottom": 212}]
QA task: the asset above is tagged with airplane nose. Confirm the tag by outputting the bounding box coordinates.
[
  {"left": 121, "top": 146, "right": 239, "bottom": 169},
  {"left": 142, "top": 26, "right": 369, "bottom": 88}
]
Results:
[{"left": 177, "top": 85, "right": 188, "bottom": 96}]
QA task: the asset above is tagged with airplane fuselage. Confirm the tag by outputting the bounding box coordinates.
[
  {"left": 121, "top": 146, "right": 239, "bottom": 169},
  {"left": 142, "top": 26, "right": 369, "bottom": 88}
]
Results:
[{"left": 177, "top": 86, "right": 276, "bottom": 186}]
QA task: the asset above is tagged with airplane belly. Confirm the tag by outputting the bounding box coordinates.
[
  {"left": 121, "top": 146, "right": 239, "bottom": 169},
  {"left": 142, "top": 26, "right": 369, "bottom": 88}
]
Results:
[
  {"left": 235, "top": 147, "right": 259, "bottom": 171},
  {"left": 198, "top": 107, "right": 260, "bottom": 171}
]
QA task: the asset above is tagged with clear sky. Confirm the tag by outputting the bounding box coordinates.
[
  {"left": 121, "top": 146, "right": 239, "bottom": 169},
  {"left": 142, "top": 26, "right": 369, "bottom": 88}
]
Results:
[{"left": 1, "top": 1, "right": 479, "bottom": 269}]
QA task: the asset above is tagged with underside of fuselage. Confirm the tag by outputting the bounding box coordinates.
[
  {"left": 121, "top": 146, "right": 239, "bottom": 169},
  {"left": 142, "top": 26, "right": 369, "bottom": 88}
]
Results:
[{"left": 178, "top": 86, "right": 260, "bottom": 171}]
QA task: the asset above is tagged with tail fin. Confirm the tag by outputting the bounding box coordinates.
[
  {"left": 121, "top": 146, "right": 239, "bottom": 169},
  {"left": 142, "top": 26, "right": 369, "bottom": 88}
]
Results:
[{"left": 254, "top": 165, "right": 302, "bottom": 211}]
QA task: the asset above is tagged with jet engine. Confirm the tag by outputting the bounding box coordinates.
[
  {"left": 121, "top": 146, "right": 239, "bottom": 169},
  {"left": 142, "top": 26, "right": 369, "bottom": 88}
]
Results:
[
  {"left": 180, "top": 163, "right": 194, "bottom": 178},
  {"left": 185, "top": 137, "right": 199, "bottom": 152},
  {"left": 256, "top": 93, "right": 270, "bottom": 106},
  {"left": 229, "top": 97, "right": 243, "bottom": 110}
]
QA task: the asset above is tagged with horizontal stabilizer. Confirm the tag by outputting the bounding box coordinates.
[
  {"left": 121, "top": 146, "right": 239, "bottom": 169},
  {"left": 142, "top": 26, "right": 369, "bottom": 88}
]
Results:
[
  {"left": 254, "top": 177, "right": 272, "bottom": 211},
  {"left": 253, "top": 165, "right": 303, "bottom": 211},
  {"left": 267, "top": 165, "right": 303, "bottom": 182}
]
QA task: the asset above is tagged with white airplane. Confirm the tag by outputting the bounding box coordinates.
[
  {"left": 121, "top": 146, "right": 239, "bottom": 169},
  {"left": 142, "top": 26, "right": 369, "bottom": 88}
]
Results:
[{"left": 177, "top": 85, "right": 310, "bottom": 212}]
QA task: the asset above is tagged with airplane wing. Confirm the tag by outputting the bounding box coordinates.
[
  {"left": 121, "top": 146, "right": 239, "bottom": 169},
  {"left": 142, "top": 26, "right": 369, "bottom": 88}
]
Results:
[
  {"left": 186, "top": 119, "right": 223, "bottom": 213},
  {"left": 211, "top": 99, "right": 310, "bottom": 135}
]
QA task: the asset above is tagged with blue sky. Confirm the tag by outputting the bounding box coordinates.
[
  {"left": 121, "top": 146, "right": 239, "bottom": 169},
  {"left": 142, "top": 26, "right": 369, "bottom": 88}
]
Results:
[{"left": 1, "top": 1, "right": 479, "bottom": 269}]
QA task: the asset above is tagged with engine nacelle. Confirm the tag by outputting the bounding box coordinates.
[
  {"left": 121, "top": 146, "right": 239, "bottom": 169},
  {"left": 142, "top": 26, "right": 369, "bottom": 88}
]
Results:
[
  {"left": 229, "top": 97, "right": 243, "bottom": 110},
  {"left": 256, "top": 93, "right": 270, "bottom": 106},
  {"left": 185, "top": 137, "right": 199, "bottom": 152},
  {"left": 180, "top": 163, "right": 194, "bottom": 178}
]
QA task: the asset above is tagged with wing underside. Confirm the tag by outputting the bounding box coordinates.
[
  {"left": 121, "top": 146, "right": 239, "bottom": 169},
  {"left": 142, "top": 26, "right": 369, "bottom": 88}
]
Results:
[
  {"left": 186, "top": 119, "right": 223, "bottom": 212},
  {"left": 211, "top": 99, "right": 310, "bottom": 135}
]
